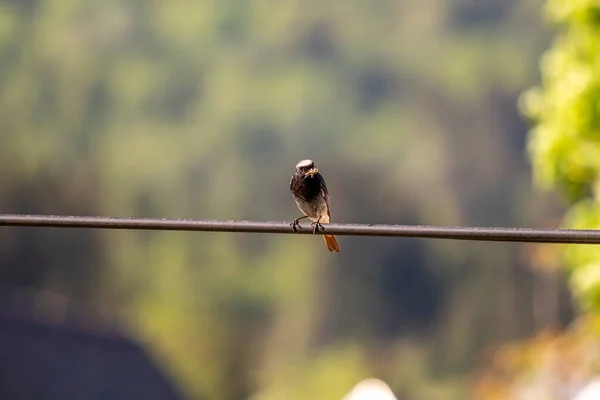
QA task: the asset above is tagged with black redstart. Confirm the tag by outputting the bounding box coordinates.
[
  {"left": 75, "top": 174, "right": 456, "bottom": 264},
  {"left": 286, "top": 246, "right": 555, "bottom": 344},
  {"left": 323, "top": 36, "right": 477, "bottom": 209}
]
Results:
[{"left": 290, "top": 159, "right": 340, "bottom": 252}]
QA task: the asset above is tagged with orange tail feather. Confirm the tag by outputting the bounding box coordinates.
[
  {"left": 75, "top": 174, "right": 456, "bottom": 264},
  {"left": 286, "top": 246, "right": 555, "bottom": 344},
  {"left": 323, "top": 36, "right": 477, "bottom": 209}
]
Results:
[{"left": 323, "top": 235, "right": 340, "bottom": 252}]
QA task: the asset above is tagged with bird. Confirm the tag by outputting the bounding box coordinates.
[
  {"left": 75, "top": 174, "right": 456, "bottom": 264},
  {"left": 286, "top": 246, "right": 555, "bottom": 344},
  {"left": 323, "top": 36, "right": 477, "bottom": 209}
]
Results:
[{"left": 289, "top": 159, "right": 340, "bottom": 252}]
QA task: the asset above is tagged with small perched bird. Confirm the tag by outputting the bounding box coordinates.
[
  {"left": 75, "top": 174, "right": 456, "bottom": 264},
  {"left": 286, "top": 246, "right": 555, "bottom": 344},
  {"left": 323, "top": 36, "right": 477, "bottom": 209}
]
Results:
[{"left": 290, "top": 159, "right": 340, "bottom": 252}]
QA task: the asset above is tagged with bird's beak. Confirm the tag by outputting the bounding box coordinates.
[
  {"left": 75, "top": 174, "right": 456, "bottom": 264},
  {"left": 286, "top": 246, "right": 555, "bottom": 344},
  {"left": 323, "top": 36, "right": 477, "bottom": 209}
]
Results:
[{"left": 305, "top": 168, "right": 318, "bottom": 177}]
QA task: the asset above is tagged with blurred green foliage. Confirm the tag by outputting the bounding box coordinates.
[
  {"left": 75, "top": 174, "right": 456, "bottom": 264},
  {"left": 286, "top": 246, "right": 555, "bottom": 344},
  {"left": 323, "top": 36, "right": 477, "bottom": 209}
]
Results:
[
  {"left": 522, "top": 0, "right": 600, "bottom": 310},
  {"left": 0, "top": 1, "right": 561, "bottom": 399},
  {"left": 473, "top": 1, "right": 600, "bottom": 398}
]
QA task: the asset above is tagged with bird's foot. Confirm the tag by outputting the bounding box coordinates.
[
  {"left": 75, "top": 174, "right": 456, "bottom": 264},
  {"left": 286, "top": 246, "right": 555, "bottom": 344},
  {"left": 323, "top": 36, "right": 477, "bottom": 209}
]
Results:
[
  {"left": 290, "top": 216, "right": 308, "bottom": 232},
  {"left": 290, "top": 220, "right": 301, "bottom": 232},
  {"left": 311, "top": 221, "right": 324, "bottom": 234}
]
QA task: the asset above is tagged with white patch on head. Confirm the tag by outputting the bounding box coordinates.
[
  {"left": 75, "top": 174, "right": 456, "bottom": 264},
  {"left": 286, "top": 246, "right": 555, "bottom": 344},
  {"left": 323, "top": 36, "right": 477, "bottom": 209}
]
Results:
[{"left": 296, "top": 159, "right": 314, "bottom": 169}]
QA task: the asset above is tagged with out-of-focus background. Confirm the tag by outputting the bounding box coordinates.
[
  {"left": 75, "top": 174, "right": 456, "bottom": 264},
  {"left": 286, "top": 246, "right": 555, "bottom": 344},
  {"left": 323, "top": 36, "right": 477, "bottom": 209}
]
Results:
[{"left": 1, "top": 0, "right": 599, "bottom": 399}]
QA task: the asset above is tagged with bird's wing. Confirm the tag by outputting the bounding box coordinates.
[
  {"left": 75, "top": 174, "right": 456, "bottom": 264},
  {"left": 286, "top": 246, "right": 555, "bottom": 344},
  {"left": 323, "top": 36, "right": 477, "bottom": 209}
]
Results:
[{"left": 320, "top": 178, "right": 331, "bottom": 219}]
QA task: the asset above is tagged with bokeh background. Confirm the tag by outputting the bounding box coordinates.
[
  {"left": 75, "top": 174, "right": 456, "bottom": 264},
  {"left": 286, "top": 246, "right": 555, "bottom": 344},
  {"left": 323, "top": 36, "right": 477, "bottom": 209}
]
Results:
[{"left": 1, "top": 0, "right": 599, "bottom": 399}]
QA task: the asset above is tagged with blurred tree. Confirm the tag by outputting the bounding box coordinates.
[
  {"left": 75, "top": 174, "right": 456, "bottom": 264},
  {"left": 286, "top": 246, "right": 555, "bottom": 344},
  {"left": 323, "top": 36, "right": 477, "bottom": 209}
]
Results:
[
  {"left": 475, "top": 0, "right": 600, "bottom": 398},
  {"left": 522, "top": 0, "right": 600, "bottom": 310},
  {"left": 0, "top": 1, "right": 559, "bottom": 400}
]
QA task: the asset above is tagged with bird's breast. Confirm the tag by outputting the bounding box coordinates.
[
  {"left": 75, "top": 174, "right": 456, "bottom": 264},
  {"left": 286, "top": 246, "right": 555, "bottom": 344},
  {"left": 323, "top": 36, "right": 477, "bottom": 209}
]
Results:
[{"left": 293, "top": 175, "right": 322, "bottom": 201}]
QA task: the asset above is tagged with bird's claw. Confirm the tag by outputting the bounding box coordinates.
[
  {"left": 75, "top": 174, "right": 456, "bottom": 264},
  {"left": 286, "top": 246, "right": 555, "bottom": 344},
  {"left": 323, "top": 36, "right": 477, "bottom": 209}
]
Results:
[
  {"left": 311, "top": 221, "right": 324, "bottom": 234},
  {"left": 290, "top": 218, "right": 303, "bottom": 232}
]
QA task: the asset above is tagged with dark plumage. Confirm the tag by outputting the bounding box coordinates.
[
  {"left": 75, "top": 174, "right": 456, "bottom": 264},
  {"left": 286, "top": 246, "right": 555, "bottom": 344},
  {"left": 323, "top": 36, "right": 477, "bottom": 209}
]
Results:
[{"left": 289, "top": 159, "right": 340, "bottom": 252}]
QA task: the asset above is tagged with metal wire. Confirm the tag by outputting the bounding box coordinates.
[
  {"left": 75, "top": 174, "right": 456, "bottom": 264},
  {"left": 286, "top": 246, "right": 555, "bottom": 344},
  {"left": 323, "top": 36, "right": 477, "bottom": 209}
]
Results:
[{"left": 1, "top": 214, "right": 599, "bottom": 244}]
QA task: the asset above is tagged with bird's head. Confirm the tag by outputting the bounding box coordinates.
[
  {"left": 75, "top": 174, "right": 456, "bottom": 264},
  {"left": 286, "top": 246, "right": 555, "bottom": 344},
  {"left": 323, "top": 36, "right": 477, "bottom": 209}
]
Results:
[{"left": 295, "top": 159, "right": 319, "bottom": 178}]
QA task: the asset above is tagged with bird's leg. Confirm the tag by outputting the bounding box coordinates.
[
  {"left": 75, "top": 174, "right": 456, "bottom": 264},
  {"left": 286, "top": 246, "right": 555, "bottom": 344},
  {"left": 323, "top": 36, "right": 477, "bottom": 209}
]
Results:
[
  {"left": 311, "top": 217, "right": 324, "bottom": 234},
  {"left": 290, "top": 215, "right": 309, "bottom": 232}
]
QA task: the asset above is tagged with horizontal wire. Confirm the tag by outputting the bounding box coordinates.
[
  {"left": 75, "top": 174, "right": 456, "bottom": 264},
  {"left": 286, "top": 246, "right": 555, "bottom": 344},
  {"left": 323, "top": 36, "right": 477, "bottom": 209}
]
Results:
[{"left": 0, "top": 214, "right": 599, "bottom": 244}]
